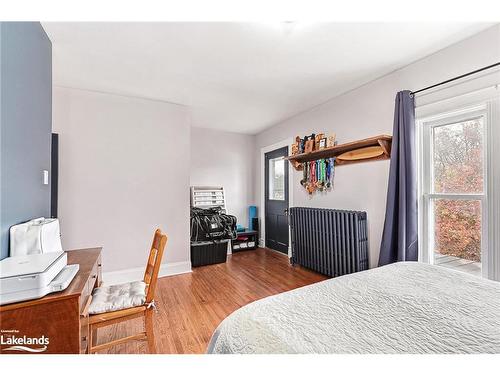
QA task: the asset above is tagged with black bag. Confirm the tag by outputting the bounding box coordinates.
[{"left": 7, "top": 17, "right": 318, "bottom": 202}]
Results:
[{"left": 190, "top": 207, "right": 237, "bottom": 242}]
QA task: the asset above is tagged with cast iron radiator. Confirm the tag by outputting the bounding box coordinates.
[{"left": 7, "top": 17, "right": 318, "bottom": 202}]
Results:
[{"left": 289, "top": 207, "right": 368, "bottom": 277}]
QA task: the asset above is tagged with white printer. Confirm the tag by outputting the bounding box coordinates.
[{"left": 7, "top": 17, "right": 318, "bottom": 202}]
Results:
[
  {"left": 0, "top": 252, "right": 79, "bottom": 305},
  {"left": 0, "top": 218, "right": 79, "bottom": 305}
]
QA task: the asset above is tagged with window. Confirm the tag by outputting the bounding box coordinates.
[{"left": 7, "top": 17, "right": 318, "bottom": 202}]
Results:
[
  {"left": 418, "top": 105, "right": 487, "bottom": 277},
  {"left": 269, "top": 156, "right": 285, "bottom": 200}
]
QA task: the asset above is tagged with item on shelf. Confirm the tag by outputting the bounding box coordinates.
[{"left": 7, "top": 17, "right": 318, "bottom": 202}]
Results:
[
  {"left": 249, "top": 206, "right": 258, "bottom": 230},
  {"left": 292, "top": 136, "right": 302, "bottom": 155},
  {"left": 314, "top": 134, "right": 324, "bottom": 151},
  {"left": 236, "top": 224, "right": 246, "bottom": 232},
  {"left": 319, "top": 137, "right": 327, "bottom": 149},
  {"left": 327, "top": 133, "right": 337, "bottom": 148},
  {"left": 302, "top": 133, "right": 315, "bottom": 152},
  {"left": 299, "top": 137, "right": 305, "bottom": 153},
  {"left": 304, "top": 139, "right": 314, "bottom": 153},
  {"left": 291, "top": 138, "right": 303, "bottom": 169},
  {"left": 337, "top": 145, "right": 384, "bottom": 161},
  {"left": 251, "top": 217, "right": 259, "bottom": 232}
]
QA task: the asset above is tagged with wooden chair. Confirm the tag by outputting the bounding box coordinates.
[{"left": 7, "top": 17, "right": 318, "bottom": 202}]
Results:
[{"left": 88, "top": 229, "right": 168, "bottom": 354}]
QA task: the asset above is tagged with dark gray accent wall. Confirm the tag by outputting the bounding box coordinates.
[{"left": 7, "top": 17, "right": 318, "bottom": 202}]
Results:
[{"left": 0, "top": 22, "right": 52, "bottom": 260}]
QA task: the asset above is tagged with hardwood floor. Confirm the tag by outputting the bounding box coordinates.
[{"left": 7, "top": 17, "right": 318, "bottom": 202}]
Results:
[{"left": 95, "top": 247, "right": 327, "bottom": 354}]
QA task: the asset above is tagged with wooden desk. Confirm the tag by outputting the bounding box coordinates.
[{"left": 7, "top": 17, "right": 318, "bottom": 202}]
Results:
[{"left": 0, "top": 248, "right": 102, "bottom": 354}]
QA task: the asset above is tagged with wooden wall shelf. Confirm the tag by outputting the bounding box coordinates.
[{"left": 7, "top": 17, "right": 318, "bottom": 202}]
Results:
[{"left": 287, "top": 134, "right": 392, "bottom": 169}]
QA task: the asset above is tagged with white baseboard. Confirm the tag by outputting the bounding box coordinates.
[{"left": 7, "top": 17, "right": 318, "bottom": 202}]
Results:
[
  {"left": 258, "top": 238, "right": 292, "bottom": 258},
  {"left": 102, "top": 261, "right": 192, "bottom": 286}
]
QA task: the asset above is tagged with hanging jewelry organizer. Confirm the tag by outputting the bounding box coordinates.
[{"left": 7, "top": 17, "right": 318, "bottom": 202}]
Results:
[{"left": 287, "top": 134, "right": 392, "bottom": 195}]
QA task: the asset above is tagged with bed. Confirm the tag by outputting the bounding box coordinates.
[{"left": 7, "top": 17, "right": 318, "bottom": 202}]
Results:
[{"left": 207, "top": 262, "right": 500, "bottom": 354}]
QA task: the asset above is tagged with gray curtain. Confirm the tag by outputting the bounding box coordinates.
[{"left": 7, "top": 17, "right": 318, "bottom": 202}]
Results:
[{"left": 378, "top": 90, "right": 418, "bottom": 266}]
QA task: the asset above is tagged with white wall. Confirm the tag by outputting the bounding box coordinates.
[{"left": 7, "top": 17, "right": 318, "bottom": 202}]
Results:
[
  {"left": 53, "top": 87, "right": 191, "bottom": 279},
  {"left": 190, "top": 127, "right": 255, "bottom": 226},
  {"left": 255, "top": 25, "right": 500, "bottom": 269}
]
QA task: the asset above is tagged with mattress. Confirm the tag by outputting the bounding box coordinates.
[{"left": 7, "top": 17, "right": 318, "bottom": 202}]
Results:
[{"left": 207, "top": 262, "right": 500, "bottom": 354}]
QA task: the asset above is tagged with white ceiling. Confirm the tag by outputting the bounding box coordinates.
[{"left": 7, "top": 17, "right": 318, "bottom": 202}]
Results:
[{"left": 42, "top": 22, "right": 494, "bottom": 134}]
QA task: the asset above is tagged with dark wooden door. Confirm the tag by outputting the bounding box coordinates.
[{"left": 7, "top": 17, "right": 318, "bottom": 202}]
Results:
[{"left": 265, "top": 146, "right": 289, "bottom": 254}]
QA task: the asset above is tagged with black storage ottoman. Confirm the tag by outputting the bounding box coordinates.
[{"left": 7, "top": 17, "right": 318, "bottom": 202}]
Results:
[{"left": 190, "top": 240, "right": 229, "bottom": 267}]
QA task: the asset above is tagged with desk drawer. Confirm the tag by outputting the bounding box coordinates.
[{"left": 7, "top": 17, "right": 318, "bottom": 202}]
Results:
[
  {"left": 88, "top": 261, "right": 99, "bottom": 294},
  {"left": 97, "top": 255, "right": 102, "bottom": 287},
  {"left": 79, "top": 260, "right": 99, "bottom": 314},
  {"left": 80, "top": 295, "right": 92, "bottom": 354}
]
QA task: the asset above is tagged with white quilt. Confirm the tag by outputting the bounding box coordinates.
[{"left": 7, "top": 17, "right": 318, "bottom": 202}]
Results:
[{"left": 207, "top": 262, "right": 500, "bottom": 354}]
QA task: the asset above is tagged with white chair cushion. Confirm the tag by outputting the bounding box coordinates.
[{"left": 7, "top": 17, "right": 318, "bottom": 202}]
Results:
[{"left": 89, "top": 281, "right": 147, "bottom": 315}]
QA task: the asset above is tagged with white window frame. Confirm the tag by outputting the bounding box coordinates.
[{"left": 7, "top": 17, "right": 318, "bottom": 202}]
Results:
[
  {"left": 417, "top": 104, "right": 488, "bottom": 277},
  {"left": 268, "top": 156, "right": 286, "bottom": 201},
  {"left": 416, "top": 82, "right": 500, "bottom": 281}
]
